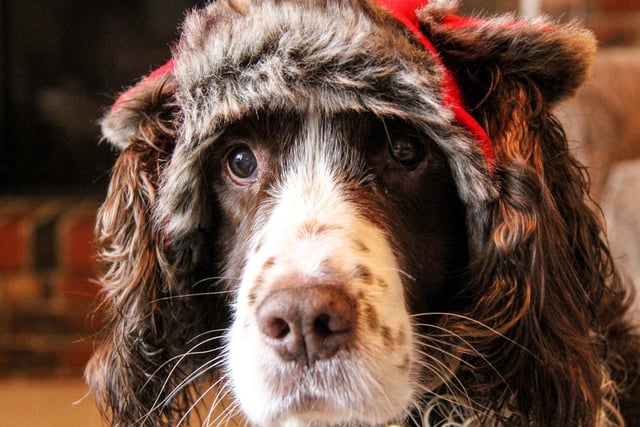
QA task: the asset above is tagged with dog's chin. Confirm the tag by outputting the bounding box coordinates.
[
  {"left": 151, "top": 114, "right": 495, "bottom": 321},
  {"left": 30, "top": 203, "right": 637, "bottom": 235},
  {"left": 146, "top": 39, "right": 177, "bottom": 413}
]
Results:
[
  {"left": 228, "top": 344, "right": 415, "bottom": 427},
  {"left": 249, "top": 394, "right": 411, "bottom": 427},
  {"left": 265, "top": 394, "right": 394, "bottom": 427}
]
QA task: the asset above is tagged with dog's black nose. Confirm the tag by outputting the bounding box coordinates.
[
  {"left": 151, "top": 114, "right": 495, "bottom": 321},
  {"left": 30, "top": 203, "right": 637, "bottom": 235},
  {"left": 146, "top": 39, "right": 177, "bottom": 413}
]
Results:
[{"left": 256, "top": 285, "right": 356, "bottom": 364}]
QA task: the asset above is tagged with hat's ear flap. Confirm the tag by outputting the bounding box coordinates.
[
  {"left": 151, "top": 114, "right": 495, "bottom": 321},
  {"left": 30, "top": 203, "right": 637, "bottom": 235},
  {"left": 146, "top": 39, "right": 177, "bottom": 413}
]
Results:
[
  {"left": 418, "top": 10, "right": 596, "bottom": 136},
  {"left": 101, "top": 60, "right": 177, "bottom": 149}
]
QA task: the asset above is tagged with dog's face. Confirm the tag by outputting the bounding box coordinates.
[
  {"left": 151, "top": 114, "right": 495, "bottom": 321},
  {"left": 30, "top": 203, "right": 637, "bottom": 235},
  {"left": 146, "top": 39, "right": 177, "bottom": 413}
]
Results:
[
  {"left": 88, "top": 2, "right": 638, "bottom": 427},
  {"left": 212, "top": 112, "right": 468, "bottom": 424}
]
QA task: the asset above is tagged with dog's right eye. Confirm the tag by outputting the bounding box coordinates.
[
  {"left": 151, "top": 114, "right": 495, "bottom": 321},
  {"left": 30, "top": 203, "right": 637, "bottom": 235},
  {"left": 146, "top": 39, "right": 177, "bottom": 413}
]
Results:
[
  {"left": 227, "top": 145, "right": 259, "bottom": 184},
  {"left": 389, "top": 136, "right": 424, "bottom": 169}
]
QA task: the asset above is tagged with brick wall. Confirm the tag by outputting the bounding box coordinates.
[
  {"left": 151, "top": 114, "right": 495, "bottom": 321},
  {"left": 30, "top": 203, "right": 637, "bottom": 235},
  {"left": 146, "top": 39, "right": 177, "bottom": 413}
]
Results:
[
  {"left": 0, "top": 197, "right": 102, "bottom": 376},
  {"left": 463, "top": 0, "right": 640, "bottom": 45},
  {"left": 590, "top": 0, "right": 640, "bottom": 45}
]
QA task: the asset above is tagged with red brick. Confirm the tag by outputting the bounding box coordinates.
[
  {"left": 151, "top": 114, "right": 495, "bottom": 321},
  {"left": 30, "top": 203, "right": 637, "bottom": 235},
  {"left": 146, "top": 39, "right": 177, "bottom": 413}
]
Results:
[
  {"left": 600, "top": 0, "right": 640, "bottom": 10},
  {"left": 0, "top": 197, "right": 105, "bottom": 377},
  {"left": 59, "top": 204, "right": 99, "bottom": 273},
  {"left": 63, "top": 339, "right": 94, "bottom": 374},
  {"left": 0, "top": 218, "right": 30, "bottom": 271},
  {"left": 1, "top": 272, "right": 46, "bottom": 305},
  {"left": 0, "top": 198, "right": 68, "bottom": 272},
  {"left": 58, "top": 272, "right": 102, "bottom": 313}
]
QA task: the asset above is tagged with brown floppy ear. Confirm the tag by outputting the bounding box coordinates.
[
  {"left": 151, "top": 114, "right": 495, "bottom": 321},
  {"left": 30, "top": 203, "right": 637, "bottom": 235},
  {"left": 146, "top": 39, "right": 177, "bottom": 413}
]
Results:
[
  {"left": 86, "top": 63, "right": 184, "bottom": 425},
  {"left": 419, "top": 10, "right": 596, "bottom": 136},
  {"left": 420, "top": 9, "right": 638, "bottom": 426}
]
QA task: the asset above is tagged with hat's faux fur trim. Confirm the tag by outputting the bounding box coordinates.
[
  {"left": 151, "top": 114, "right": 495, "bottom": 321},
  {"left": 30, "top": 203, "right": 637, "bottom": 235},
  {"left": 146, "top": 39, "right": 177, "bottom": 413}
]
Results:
[{"left": 160, "top": 0, "right": 497, "bottom": 253}]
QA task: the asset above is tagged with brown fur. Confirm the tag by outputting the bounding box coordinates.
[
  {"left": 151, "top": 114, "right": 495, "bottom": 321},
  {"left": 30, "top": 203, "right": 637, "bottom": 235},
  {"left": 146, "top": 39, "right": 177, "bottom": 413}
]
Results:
[{"left": 425, "top": 17, "right": 640, "bottom": 426}]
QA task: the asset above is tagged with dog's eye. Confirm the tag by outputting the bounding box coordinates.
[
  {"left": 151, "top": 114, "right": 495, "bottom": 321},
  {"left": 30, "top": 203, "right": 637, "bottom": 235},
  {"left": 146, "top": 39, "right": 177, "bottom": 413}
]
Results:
[
  {"left": 389, "top": 137, "right": 424, "bottom": 168},
  {"left": 227, "top": 146, "right": 258, "bottom": 183}
]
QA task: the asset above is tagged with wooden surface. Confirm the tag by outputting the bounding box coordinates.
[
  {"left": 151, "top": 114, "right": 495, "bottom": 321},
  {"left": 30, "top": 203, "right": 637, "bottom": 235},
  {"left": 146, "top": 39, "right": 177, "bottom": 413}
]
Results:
[{"left": 0, "top": 378, "right": 102, "bottom": 427}]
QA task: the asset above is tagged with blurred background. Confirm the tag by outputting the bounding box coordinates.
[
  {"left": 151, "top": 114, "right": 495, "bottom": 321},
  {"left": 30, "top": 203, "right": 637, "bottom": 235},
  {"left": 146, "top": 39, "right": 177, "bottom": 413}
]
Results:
[{"left": 0, "top": 0, "right": 638, "bottom": 425}]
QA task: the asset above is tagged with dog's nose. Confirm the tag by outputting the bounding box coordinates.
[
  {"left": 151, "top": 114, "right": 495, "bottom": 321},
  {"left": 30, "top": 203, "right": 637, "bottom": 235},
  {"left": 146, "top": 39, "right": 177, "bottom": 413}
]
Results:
[{"left": 256, "top": 285, "right": 356, "bottom": 364}]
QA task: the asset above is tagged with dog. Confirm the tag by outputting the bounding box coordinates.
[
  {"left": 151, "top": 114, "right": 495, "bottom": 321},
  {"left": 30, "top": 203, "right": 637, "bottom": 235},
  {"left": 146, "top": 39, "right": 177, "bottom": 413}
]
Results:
[{"left": 87, "top": 0, "right": 640, "bottom": 426}]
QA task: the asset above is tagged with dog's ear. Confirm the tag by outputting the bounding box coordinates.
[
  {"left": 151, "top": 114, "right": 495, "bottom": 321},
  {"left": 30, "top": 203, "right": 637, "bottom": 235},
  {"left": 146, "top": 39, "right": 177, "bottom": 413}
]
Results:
[
  {"left": 420, "top": 11, "right": 633, "bottom": 426},
  {"left": 87, "top": 62, "right": 184, "bottom": 425},
  {"left": 418, "top": 8, "right": 596, "bottom": 138}
]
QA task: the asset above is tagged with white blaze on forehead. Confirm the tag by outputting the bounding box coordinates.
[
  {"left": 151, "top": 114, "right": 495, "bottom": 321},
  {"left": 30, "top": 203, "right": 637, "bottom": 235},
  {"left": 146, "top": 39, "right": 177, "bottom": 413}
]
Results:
[
  {"left": 261, "top": 116, "right": 362, "bottom": 269},
  {"left": 227, "top": 114, "right": 415, "bottom": 426}
]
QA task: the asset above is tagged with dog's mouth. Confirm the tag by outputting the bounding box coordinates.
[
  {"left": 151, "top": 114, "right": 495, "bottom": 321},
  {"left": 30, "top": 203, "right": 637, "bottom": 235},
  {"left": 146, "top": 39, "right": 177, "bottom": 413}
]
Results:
[{"left": 272, "top": 387, "right": 343, "bottom": 423}]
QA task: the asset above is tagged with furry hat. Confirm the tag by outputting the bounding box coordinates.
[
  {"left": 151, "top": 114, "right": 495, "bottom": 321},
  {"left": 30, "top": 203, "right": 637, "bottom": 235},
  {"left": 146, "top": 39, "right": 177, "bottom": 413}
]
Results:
[{"left": 101, "top": 0, "right": 594, "bottom": 261}]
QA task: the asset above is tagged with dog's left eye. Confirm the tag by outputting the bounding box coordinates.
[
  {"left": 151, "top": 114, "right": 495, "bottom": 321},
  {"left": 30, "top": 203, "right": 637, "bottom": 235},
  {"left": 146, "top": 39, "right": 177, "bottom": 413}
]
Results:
[
  {"left": 227, "top": 145, "right": 259, "bottom": 183},
  {"left": 389, "top": 137, "right": 424, "bottom": 168}
]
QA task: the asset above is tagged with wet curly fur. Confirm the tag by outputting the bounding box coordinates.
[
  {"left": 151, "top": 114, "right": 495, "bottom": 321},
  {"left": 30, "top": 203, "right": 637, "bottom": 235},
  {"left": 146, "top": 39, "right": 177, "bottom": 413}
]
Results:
[{"left": 88, "top": 1, "right": 640, "bottom": 426}]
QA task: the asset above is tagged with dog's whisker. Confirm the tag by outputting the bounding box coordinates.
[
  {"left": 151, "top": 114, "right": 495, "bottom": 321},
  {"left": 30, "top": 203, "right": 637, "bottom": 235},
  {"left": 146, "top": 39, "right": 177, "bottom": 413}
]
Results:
[
  {"left": 420, "top": 393, "right": 474, "bottom": 427},
  {"left": 373, "top": 266, "right": 417, "bottom": 282},
  {"left": 143, "top": 336, "right": 226, "bottom": 417},
  {"left": 186, "top": 328, "right": 229, "bottom": 345},
  {"left": 151, "top": 289, "right": 235, "bottom": 304},
  {"left": 414, "top": 335, "right": 473, "bottom": 367},
  {"left": 159, "top": 346, "right": 229, "bottom": 403},
  {"left": 403, "top": 407, "right": 422, "bottom": 427},
  {"left": 161, "top": 355, "right": 225, "bottom": 410},
  {"left": 190, "top": 275, "right": 242, "bottom": 289},
  {"left": 206, "top": 376, "right": 236, "bottom": 420},
  {"left": 412, "top": 351, "right": 474, "bottom": 404},
  {"left": 211, "top": 396, "right": 244, "bottom": 426},
  {"left": 140, "top": 334, "right": 223, "bottom": 394},
  {"left": 175, "top": 374, "right": 227, "bottom": 427},
  {"left": 415, "top": 388, "right": 478, "bottom": 426},
  {"left": 413, "top": 347, "right": 502, "bottom": 420},
  {"left": 142, "top": 329, "right": 226, "bottom": 394},
  {"left": 411, "top": 311, "right": 540, "bottom": 362},
  {"left": 204, "top": 382, "right": 243, "bottom": 427},
  {"left": 412, "top": 323, "right": 513, "bottom": 395},
  {"left": 411, "top": 347, "right": 477, "bottom": 413}
]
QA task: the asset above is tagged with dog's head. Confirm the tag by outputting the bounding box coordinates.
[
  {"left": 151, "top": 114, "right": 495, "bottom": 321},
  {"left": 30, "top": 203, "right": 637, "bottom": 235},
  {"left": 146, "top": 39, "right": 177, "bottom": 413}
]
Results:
[{"left": 88, "top": 1, "right": 631, "bottom": 426}]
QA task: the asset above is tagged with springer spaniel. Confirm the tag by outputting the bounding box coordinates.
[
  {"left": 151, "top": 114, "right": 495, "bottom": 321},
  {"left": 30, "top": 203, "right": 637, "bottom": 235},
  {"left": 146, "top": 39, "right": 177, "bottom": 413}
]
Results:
[{"left": 87, "top": 0, "right": 640, "bottom": 426}]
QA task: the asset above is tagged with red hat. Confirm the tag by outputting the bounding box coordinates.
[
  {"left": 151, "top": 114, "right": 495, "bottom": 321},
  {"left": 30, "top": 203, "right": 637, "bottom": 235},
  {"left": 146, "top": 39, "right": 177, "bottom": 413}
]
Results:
[
  {"left": 373, "top": 0, "right": 494, "bottom": 172},
  {"left": 112, "top": 0, "right": 495, "bottom": 172}
]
